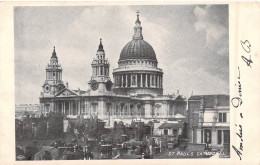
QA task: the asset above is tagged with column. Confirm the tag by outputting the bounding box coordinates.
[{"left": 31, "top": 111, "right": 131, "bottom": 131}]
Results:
[
  {"left": 53, "top": 102, "right": 56, "bottom": 113},
  {"left": 85, "top": 101, "right": 87, "bottom": 116},
  {"left": 69, "top": 101, "right": 71, "bottom": 116},
  {"left": 61, "top": 102, "right": 63, "bottom": 114},
  {"left": 113, "top": 76, "right": 116, "bottom": 86},
  {"left": 159, "top": 75, "right": 161, "bottom": 88},
  {"left": 126, "top": 74, "right": 128, "bottom": 87},
  {"left": 130, "top": 74, "right": 132, "bottom": 87},
  {"left": 161, "top": 75, "right": 163, "bottom": 88},
  {"left": 146, "top": 74, "right": 148, "bottom": 87},
  {"left": 150, "top": 74, "right": 152, "bottom": 87},
  {"left": 197, "top": 129, "right": 202, "bottom": 144},
  {"left": 60, "top": 102, "right": 62, "bottom": 114},
  {"left": 221, "top": 130, "right": 224, "bottom": 145},
  {"left": 158, "top": 75, "right": 160, "bottom": 88},
  {"left": 116, "top": 75, "right": 118, "bottom": 87},
  {"left": 141, "top": 74, "right": 143, "bottom": 87},
  {"left": 78, "top": 101, "right": 80, "bottom": 115},
  {"left": 212, "top": 129, "right": 217, "bottom": 146},
  {"left": 64, "top": 102, "right": 68, "bottom": 115},
  {"left": 124, "top": 74, "right": 126, "bottom": 87},
  {"left": 155, "top": 75, "right": 158, "bottom": 88},
  {"left": 121, "top": 74, "right": 123, "bottom": 87},
  {"left": 75, "top": 101, "right": 77, "bottom": 116}
]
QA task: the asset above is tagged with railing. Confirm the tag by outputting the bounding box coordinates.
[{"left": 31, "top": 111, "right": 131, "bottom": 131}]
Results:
[{"left": 113, "top": 66, "right": 163, "bottom": 72}]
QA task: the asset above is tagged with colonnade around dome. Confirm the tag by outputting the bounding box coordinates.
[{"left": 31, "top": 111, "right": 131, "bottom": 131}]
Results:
[{"left": 113, "top": 73, "right": 163, "bottom": 89}]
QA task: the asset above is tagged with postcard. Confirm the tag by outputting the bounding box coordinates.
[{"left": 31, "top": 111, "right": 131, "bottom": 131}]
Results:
[{"left": 0, "top": 1, "right": 259, "bottom": 165}]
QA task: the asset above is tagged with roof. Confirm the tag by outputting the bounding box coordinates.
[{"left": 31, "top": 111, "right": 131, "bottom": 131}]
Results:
[
  {"left": 51, "top": 47, "right": 57, "bottom": 59},
  {"left": 119, "top": 13, "right": 157, "bottom": 62},
  {"left": 73, "top": 89, "right": 87, "bottom": 95},
  {"left": 97, "top": 38, "right": 104, "bottom": 52},
  {"left": 189, "top": 94, "right": 230, "bottom": 107},
  {"left": 119, "top": 39, "right": 157, "bottom": 61},
  {"left": 158, "top": 122, "right": 181, "bottom": 129},
  {"left": 35, "top": 146, "right": 59, "bottom": 160}
]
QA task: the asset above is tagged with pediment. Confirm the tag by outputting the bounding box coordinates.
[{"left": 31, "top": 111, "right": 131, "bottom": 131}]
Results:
[
  {"left": 175, "top": 95, "right": 185, "bottom": 101},
  {"left": 55, "top": 88, "right": 78, "bottom": 97}
]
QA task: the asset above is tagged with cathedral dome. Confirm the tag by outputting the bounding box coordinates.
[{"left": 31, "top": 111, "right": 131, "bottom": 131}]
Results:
[
  {"left": 119, "top": 39, "right": 157, "bottom": 61},
  {"left": 113, "top": 12, "right": 163, "bottom": 96}
]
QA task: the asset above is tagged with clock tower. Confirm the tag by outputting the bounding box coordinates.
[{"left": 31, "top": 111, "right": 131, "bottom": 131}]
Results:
[
  {"left": 41, "top": 46, "right": 65, "bottom": 97},
  {"left": 88, "top": 39, "right": 113, "bottom": 92}
]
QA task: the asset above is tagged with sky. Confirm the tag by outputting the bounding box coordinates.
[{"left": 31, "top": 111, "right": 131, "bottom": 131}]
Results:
[{"left": 14, "top": 5, "right": 229, "bottom": 104}]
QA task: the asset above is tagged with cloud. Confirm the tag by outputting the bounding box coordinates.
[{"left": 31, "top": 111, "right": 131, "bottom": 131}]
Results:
[
  {"left": 15, "top": 6, "right": 229, "bottom": 104},
  {"left": 193, "top": 5, "right": 228, "bottom": 56},
  {"left": 163, "top": 58, "right": 229, "bottom": 97}
]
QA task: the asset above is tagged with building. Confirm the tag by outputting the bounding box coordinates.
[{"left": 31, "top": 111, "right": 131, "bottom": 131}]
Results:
[
  {"left": 15, "top": 104, "right": 40, "bottom": 112},
  {"left": 15, "top": 104, "right": 41, "bottom": 118},
  {"left": 187, "top": 95, "right": 230, "bottom": 149},
  {"left": 39, "top": 12, "right": 187, "bottom": 127}
]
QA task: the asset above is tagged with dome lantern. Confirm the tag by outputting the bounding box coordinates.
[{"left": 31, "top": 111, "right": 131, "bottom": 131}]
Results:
[{"left": 133, "top": 10, "right": 143, "bottom": 40}]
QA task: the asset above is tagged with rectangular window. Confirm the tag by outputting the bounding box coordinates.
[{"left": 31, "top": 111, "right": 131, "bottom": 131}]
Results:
[
  {"left": 219, "top": 113, "right": 223, "bottom": 122},
  {"left": 164, "top": 129, "right": 168, "bottom": 135},
  {"left": 218, "top": 130, "right": 222, "bottom": 144},
  {"left": 204, "top": 129, "right": 212, "bottom": 144},
  {"left": 219, "top": 113, "right": 227, "bottom": 122},
  {"left": 223, "top": 130, "right": 230, "bottom": 144},
  {"left": 223, "top": 113, "right": 227, "bottom": 122},
  {"left": 173, "top": 129, "right": 178, "bottom": 136}
]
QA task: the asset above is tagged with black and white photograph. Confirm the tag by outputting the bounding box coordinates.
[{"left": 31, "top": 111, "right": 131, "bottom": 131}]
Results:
[{"left": 14, "top": 5, "right": 230, "bottom": 160}]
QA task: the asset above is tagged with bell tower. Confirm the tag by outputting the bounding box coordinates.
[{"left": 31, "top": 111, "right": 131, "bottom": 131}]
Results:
[
  {"left": 88, "top": 39, "right": 113, "bottom": 92},
  {"left": 41, "top": 46, "right": 65, "bottom": 96}
]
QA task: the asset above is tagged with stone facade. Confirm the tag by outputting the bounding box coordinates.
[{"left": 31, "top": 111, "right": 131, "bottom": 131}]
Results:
[{"left": 187, "top": 95, "right": 230, "bottom": 149}]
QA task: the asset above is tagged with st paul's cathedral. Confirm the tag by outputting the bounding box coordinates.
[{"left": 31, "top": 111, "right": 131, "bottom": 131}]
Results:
[{"left": 39, "top": 12, "right": 187, "bottom": 127}]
